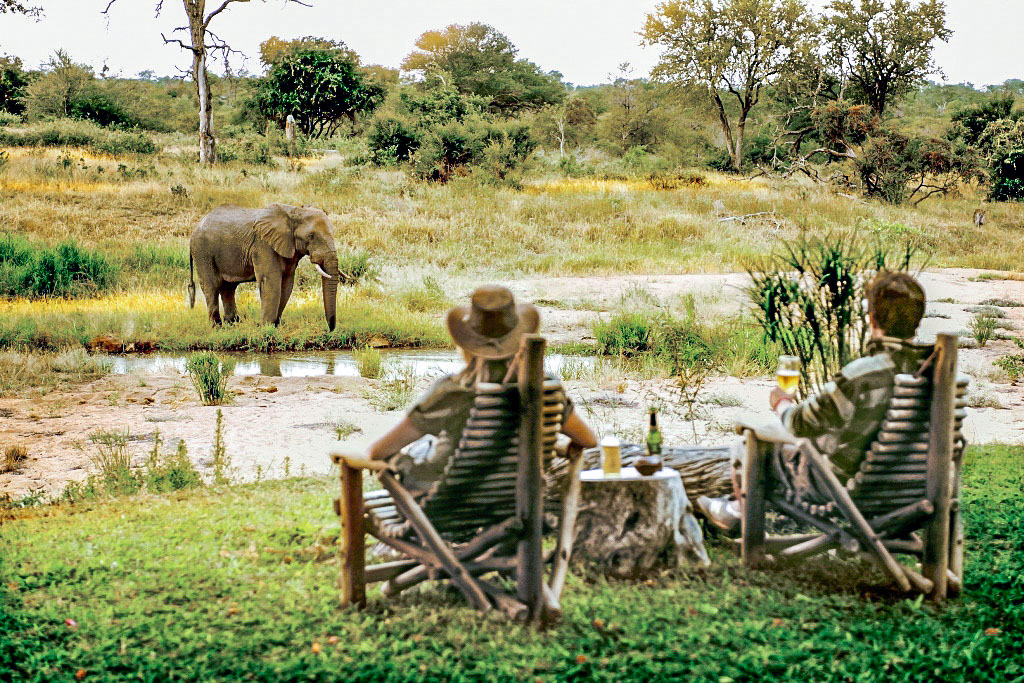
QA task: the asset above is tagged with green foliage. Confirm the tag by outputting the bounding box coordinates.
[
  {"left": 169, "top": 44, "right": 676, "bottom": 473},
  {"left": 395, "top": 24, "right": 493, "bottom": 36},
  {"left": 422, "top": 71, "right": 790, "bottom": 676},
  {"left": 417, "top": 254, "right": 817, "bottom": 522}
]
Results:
[
  {"left": 949, "top": 94, "right": 1018, "bottom": 147},
  {"left": 0, "top": 53, "right": 28, "bottom": 115},
  {"left": 747, "top": 234, "right": 918, "bottom": 396},
  {"left": 352, "top": 345, "right": 383, "bottom": 379},
  {"left": 824, "top": 0, "right": 951, "bottom": 115},
  {"left": 401, "top": 23, "right": 565, "bottom": 115},
  {"left": 253, "top": 39, "right": 385, "bottom": 138},
  {"left": 397, "top": 275, "right": 453, "bottom": 312},
  {"left": 857, "top": 130, "right": 980, "bottom": 205},
  {"left": 979, "top": 119, "right": 1024, "bottom": 201},
  {"left": 336, "top": 249, "right": 378, "bottom": 286},
  {"left": 87, "top": 429, "right": 141, "bottom": 497},
  {"left": 0, "top": 233, "right": 118, "bottom": 298},
  {"left": 217, "top": 135, "right": 276, "bottom": 166},
  {"left": 364, "top": 364, "right": 419, "bottom": 411},
  {"left": 211, "top": 409, "right": 232, "bottom": 485},
  {"left": 366, "top": 115, "right": 420, "bottom": 164},
  {"left": 185, "top": 352, "right": 234, "bottom": 406},
  {"left": 969, "top": 311, "right": 998, "bottom": 347},
  {"left": 995, "top": 337, "right": 1024, "bottom": 380},
  {"left": 143, "top": 431, "right": 202, "bottom": 494},
  {"left": 0, "top": 119, "right": 158, "bottom": 155}
]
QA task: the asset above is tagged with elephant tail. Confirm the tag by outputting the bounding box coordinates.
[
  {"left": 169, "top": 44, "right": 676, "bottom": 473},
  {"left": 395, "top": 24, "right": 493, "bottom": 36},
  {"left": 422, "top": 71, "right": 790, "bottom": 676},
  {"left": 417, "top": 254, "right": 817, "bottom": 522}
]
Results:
[{"left": 187, "top": 251, "right": 196, "bottom": 309}]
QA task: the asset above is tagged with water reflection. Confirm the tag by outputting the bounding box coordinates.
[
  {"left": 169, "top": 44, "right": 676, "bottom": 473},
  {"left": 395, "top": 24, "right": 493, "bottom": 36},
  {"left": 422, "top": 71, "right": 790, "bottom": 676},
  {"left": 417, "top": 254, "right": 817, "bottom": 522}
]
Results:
[{"left": 107, "top": 350, "right": 591, "bottom": 379}]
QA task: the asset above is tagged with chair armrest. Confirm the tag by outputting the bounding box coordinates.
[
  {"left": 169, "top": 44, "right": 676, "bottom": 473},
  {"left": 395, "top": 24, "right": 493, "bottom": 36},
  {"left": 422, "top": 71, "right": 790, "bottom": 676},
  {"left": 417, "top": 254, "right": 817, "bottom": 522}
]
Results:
[
  {"left": 330, "top": 451, "right": 394, "bottom": 472},
  {"left": 733, "top": 415, "right": 798, "bottom": 445}
]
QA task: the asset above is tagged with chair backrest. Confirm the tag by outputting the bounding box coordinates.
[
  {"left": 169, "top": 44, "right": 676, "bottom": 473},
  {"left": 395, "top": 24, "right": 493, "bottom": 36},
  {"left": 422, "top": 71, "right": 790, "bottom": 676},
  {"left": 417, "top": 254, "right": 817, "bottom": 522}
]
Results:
[
  {"left": 847, "top": 367, "right": 968, "bottom": 517},
  {"left": 417, "top": 378, "right": 565, "bottom": 537}
]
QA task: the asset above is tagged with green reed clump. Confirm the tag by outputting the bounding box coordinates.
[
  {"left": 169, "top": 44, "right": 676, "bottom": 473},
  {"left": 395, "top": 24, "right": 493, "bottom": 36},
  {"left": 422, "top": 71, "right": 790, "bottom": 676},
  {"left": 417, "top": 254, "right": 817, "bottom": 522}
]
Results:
[
  {"left": 186, "top": 352, "right": 235, "bottom": 405},
  {"left": 970, "top": 311, "right": 999, "bottom": 347},
  {"left": 337, "top": 249, "right": 379, "bottom": 286},
  {"left": 352, "top": 346, "right": 384, "bottom": 378},
  {"left": 87, "top": 429, "right": 141, "bottom": 497},
  {"left": 747, "top": 235, "right": 921, "bottom": 397},
  {"left": 211, "top": 409, "right": 232, "bottom": 484},
  {"left": 0, "top": 233, "right": 118, "bottom": 298}
]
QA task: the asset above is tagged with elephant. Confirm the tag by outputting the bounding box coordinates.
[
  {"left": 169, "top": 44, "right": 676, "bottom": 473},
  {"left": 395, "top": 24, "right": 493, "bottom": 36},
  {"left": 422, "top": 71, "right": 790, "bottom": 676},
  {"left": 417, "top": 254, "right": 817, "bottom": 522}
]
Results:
[{"left": 188, "top": 203, "right": 340, "bottom": 330}]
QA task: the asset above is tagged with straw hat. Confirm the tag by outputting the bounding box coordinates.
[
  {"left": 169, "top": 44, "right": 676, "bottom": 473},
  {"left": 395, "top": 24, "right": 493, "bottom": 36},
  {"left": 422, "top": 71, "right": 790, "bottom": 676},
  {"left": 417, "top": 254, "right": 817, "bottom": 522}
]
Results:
[{"left": 447, "top": 285, "right": 539, "bottom": 359}]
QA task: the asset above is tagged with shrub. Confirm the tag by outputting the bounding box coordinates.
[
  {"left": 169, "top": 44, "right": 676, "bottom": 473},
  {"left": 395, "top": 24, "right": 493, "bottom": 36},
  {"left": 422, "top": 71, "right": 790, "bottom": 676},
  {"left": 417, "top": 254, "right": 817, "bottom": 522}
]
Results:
[
  {"left": 594, "top": 312, "right": 654, "bottom": 356},
  {"left": 747, "top": 235, "right": 920, "bottom": 397},
  {"left": 367, "top": 116, "right": 420, "bottom": 164},
  {"left": 88, "top": 429, "right": 142, "bottom": 496},
  {"left": 970, "top": 311, "right": 999, "bottom": 347},
  {"left": 0, "top": 119, "right": 158, "bottom": 156},
  {"left": 0, "top": 111, "right": 19, "bottom": 126},
  {"left": 337, "top": 249, "right": 379, "bottom": 286},
  {"left": 2, "top": 445, "right": 27, "bottom": 473},
  {"left": 185, "top": 352, "right": 234, "bottom": 405},
  {"left": 398, "top": 275, "right": 452, "bottom": 312},
  {"left": 0, "top": 233, "right": 118, "bottom": 298},
  {"left": 143, "top": 431, "right": 202, "bottom": 493},
  {"left": 364, "top": 364, "right": 418, "bottom": 411},
  {"left": 211, "top": 409, "right": 232, "bottom": 484},
  {"left": 218, "top": 135, "right": 277, "bottom": 166},
  {"left": 353, "top": 346, "right": 384, "bottom": 378},
  {"left": 857, "top": 130, "right": 981, "bottom": 205}
]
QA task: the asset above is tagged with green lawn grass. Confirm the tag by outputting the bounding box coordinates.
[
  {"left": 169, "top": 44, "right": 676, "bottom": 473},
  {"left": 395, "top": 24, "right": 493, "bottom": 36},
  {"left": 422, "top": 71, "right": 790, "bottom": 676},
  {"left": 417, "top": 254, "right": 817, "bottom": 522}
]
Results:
[{"left": 2, "top": 445, "right": 1022, "bottom": 681}]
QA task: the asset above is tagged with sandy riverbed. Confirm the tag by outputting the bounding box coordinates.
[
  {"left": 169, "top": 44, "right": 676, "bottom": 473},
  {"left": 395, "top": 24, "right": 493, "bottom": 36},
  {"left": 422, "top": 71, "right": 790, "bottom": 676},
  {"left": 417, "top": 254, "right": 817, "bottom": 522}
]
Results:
[{"left": 3, "top": 268, "right": 1022, "bottom": 500}]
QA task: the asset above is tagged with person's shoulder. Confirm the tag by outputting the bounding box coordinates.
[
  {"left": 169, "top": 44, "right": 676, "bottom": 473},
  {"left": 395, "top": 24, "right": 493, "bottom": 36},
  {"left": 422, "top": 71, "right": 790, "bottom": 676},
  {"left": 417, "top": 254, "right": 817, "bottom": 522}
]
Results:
[{"left": 838, "top": 353, "right": 896, "bottom": 384}]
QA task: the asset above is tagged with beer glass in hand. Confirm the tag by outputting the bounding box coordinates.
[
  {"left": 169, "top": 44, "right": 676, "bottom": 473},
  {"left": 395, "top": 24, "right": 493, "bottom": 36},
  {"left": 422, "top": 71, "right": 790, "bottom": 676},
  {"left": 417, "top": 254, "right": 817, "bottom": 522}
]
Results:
[{"left": 776, "top": 355, "right": 800, "bottom": 395}]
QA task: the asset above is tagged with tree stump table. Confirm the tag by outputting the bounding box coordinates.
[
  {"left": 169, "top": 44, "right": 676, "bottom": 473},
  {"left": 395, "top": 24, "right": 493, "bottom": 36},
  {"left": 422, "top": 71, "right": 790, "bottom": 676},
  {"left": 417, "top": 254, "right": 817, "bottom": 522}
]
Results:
[{"left": 571, "top": 466, "right": 710, "bottom": 579}]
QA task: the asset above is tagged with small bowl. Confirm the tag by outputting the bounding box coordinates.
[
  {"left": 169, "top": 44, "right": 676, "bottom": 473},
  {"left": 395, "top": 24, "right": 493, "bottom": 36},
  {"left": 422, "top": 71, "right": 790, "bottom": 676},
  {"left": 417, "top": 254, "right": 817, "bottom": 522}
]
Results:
[{"left": 634, "top": 455, "right": 663, "bottom": 476}]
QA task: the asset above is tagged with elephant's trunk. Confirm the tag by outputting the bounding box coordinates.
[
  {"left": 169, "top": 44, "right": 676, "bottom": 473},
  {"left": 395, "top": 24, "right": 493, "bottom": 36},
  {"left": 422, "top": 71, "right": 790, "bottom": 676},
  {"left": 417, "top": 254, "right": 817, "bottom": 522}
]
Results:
[{"left": 320, "top": 252, "right": 339, "bottom": 332}]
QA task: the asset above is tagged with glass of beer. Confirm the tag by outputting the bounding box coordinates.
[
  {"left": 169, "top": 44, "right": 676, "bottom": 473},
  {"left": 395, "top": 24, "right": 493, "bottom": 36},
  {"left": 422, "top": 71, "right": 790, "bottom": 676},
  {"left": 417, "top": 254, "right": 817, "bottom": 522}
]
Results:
[
  {"left": 600, "top": 434, "right": 621, "bottom": 476},
  {"left": 777, "top": 355, "right": 800, "bottom": 394}
]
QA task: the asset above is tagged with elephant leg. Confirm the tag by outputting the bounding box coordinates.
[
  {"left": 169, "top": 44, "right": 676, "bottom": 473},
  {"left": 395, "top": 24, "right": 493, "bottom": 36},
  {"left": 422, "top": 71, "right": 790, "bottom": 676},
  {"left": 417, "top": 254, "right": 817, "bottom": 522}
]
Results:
[
  {"left": 200, "top": 278, "right": 221, "bottom": 326},
  {"left": 220, "top": 282, "right": 240, "bottom": 324},
  {"left": 258, "top": 272, "right": 283, "bottom": 326},
  {"left": 277, "top": 270, "right": 295, "bottom": 321}
]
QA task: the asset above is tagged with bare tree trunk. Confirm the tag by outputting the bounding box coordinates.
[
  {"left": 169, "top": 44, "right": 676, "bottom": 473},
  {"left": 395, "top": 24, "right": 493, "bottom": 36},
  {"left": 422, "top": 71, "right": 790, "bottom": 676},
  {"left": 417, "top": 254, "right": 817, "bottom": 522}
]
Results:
[
  {"left": 556, "top": 117, "right": 566, "bottom": 158},
  {"left": 189, "top": 4, "right": 215, "bottom": 165},
  {"left": 712, "top": 91, "right": 739, "bottom": 172}
]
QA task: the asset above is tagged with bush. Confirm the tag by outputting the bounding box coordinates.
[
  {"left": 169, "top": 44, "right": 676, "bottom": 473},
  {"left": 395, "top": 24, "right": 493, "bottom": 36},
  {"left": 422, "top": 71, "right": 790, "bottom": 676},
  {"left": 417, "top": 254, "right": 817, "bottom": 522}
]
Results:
[
  {"left": 0, "top": 110, "right": 20, "bottom": 126},
  {"left": 337, "top": 249, "right": 379, "bottom": 286},
  {"left": 0, "top": 233, "right": 118, "bottom": 298},
  {"left": 185, "top": 352, "right": 235, "bottom": 405},
  {"left": 217, "top": 135, "right": 276, "bottom": 166},
  {"left": 970, "top": 311, "right": 999, "bottom": 346},
  {"left": 88, "top": 429, "right": 142, "bottom": 497},
  {"left": 0, "top": 119, "right": 158, "bottom": 156},
  {"left": 594, "top": 312, "right": 654, "bottom": 356},
  {"left": 747, "top": 235, "right": 919, "bottom": 397},
  {"left": 857, "top": 130, "right": 981, "bottom": 205},
  {"left": 144, "top": 431, "right": 202, "bottom": 493},
  {"left": 367, "top": 115, "right": 420, "bottom": 164},
  {"left": 2, "top": 445, "right": 27, "bottom": 473},
  {"left": 353, "top": 346, "right": 383, "bottom": 378}
]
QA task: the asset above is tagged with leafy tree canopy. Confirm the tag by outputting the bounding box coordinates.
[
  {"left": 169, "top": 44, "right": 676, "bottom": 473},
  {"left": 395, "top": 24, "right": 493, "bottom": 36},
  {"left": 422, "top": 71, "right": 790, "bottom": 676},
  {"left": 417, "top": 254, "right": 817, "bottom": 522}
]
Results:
[
  {"left": 0, "top": 0, "right": 41, "bottom": 16},
  {"left": 402, "top": 22, "right": 565, "bottom": 114},
  {"left": 0, "top": 54, "right": 28, "bottom": 115},
  {"left": 254, "top": 38, "right": 386, "bottom": 138},
  {"left": 825, "top": 0, "right": 951, "bottom": 115},
  {"left": 642, "top": 0, "right": 818, "bottom": 171}
]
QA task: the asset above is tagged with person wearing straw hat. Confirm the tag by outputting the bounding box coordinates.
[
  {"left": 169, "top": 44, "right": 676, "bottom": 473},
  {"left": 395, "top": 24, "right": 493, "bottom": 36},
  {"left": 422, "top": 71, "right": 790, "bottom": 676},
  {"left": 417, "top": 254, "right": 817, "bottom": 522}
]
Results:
[{"left": 367, "top": 284, "right": 597, "bottom": 500}]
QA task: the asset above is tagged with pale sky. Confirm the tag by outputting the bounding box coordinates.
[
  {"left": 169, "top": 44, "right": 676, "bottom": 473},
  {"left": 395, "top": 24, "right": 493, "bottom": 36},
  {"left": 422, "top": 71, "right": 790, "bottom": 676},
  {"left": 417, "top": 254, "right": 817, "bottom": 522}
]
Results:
[{"left": 1, "top": 0, "right": 1022, "bottom": 87}]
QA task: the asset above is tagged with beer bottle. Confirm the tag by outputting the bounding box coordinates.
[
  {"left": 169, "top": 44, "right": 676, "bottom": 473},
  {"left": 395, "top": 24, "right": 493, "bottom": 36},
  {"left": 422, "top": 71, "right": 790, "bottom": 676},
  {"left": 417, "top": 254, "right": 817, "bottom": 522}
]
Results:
[{"left": 646, "top": 409, "right": 662, "bottom": 456}]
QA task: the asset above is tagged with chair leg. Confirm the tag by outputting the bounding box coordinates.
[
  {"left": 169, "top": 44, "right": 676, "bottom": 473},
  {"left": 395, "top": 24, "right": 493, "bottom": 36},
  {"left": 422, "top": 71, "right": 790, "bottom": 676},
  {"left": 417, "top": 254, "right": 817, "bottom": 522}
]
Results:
[
  {"left": 549, "top": 447, "right": 584, "bottom": 599},
  {"left": 948, "top": 464, "right": 964, "bottom": 597},
  {"left": 740, "top": 431, "right": 768, "bottom": 567},
  {"left": 379, "top": 471, "right": 492, "bottom": 613},
  {"left": 339, "top": 463, "right": 366, "bottom": 608}
]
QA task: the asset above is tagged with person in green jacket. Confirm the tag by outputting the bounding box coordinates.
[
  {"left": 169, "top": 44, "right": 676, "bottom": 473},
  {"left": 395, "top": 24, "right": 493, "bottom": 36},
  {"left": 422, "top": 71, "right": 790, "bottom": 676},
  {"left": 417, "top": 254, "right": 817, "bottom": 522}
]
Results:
[{"left": 699, "top": 271, "right": 928, "bottom": 532}]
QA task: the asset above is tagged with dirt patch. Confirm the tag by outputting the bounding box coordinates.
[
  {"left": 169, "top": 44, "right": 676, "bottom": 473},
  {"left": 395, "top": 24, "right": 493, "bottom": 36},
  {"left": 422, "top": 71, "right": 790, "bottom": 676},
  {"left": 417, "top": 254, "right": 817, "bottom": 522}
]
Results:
[{"left": 3, "top": 268, "right": 1023, "bottom": 500}]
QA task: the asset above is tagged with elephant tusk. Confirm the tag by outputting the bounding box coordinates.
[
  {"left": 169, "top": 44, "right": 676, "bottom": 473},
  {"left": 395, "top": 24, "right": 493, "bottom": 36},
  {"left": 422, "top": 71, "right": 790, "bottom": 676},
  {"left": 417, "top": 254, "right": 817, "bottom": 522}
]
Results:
[{"left": 314, "top": 263, "right": 334, "bottom": 279}]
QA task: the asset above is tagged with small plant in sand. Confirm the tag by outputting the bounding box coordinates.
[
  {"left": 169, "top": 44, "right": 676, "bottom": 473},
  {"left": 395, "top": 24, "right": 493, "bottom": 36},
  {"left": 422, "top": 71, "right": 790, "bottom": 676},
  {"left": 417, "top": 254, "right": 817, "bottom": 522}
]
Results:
[
  {"left": 2, "top": 445, "right": 28, "bottom": 473},
  {"left": 365, "top": 364, "right": 419, "bottom": 412},
  {"left": 211, "top": 408, "right": 232, "bottom": 485},
  {"left": 333, "top": 418, "right": 361, "bottom": 440},
  {"left": 88, "top": 429, "right": 141, "bottom": 496},
  {"left": 995, "top": 337, "right": 1024, "bottom": 380},
  {"left": 353, "top": 346, "right": 383, "bottom": 378},
  {"left": 143, "top": 430, "right": 202, "bottom": 493},
  {"left": 970, "top": 311, "right": 999, "bottom": 347},
  {"left": 186, "top": 352, "right": 234, "bottom": 405}
]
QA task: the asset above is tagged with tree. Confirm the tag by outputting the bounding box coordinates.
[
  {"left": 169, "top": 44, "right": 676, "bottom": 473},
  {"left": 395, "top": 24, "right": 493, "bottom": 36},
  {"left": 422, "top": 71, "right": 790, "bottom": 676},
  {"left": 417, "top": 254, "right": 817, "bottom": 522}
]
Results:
[
  {"left": 253, "top": 38, "right": 385, "bottom": 137},
  {"left": 643, "top": 0, "right": 818, "bottom": 172},
  {"left": 402, "top": 23, "right": 564, "bottom": 115},
  {"left": 824, "top": 0, "right": 951, "bottom": 116},
  {"left": 0, "top": 0, "right": 41, "bottom": 17},
  {"left": 857, "top": 130, "right": 981, "bottom": 204},
  {"left": 24, "top": 51, "right": 94, "bottom": 120},
  {"left": 103, "top": 0, "right": 311, "bottom": 164},
  {"left": 533, "top": 96, "right": 596, "bottom": 156},
  {"left": 0, "top": 54, "right": 28, "bottom": 115}
]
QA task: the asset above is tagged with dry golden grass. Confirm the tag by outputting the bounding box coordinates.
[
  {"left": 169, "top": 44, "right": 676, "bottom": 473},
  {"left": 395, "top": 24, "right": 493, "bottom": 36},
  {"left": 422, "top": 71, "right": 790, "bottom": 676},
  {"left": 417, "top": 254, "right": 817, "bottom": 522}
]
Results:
[{"left": 4, "top": 143, "right": 1024, "bottom": 279}]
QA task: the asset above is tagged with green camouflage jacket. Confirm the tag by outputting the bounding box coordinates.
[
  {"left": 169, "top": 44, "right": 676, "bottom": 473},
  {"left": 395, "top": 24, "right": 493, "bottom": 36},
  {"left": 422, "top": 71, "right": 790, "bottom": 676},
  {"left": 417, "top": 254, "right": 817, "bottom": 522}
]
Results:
[{"left": 781, "top": 337, "right": 928, "bottom": 480}]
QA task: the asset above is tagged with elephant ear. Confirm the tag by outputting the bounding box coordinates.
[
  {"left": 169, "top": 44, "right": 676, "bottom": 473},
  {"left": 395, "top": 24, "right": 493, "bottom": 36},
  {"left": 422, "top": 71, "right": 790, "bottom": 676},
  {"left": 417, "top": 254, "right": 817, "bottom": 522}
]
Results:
[{"left": 253, "top": 204, "right": 296, "bottom": 259}]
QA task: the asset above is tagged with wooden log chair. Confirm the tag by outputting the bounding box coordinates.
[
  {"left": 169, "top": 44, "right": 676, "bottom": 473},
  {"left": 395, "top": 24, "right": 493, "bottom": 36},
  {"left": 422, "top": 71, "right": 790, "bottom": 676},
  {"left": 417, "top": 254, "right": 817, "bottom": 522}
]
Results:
[
  {"left": 330, "top": 335, "right": 584, "bottom": 625},
  {"left": 736, "top": 333, "right": 968, "bottom": 601}
]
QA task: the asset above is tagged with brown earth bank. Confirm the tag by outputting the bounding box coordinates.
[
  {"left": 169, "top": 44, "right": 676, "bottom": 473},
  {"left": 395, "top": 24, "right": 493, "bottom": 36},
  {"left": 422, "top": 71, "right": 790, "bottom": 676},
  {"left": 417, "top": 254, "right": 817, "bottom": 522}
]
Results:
[{"left": 3, "top": 268, "right": 1022, "bottom": 500}]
